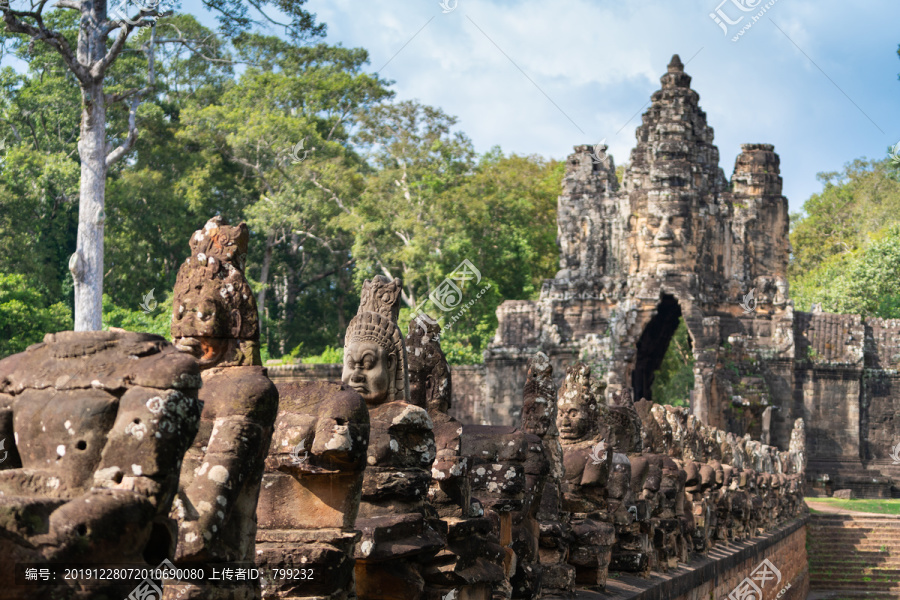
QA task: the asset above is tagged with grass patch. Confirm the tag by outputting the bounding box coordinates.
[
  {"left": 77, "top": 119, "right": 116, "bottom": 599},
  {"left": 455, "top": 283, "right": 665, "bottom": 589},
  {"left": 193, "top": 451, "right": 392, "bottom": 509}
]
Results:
[{"left": 806, "top": 497, "right": 900, "bottom": 515}]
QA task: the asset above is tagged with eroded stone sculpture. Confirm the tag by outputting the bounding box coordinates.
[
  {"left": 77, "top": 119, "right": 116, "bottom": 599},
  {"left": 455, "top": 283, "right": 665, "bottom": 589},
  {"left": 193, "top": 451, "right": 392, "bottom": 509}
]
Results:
[
  {"left": 167, "top": 216, "right": 279, "bottom": 600},
  {"left": 0, "top": 331, "right": 202, "bottom": 599},
  {"left": 555, "top": 363, "right": 615, "bottom": 589},
  {"left": 598, "top": 390, "right": 649, "bottom": 575},
  {"left": 522, "top": 353, "right": 575, "bottom": 595},
  {"left": 407, "top": 317, "right": 506, "bottom": 599},
  {"left": 345, "top": 277, "right": 445, "bottom": 600},
  {"left": 255, "top": 379, "right": 369, "bottom": 600},
  {"left": 451, "top": 352, "right": 550, "bottom": 599}
]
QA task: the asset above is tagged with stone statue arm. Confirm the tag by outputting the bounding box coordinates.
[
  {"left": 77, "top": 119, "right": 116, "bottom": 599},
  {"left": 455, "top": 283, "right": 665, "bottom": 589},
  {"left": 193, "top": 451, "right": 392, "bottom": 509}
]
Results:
[
  {"left": 578, "top": 441, "right": 612, "bottom": 487},
  {"left": 177, "top": 369, "right": 278, "bottom": 560},
  {"left": 93, "top": 386, "right": 202, "bottom": 502},
  {"left": 309, "top": 389, "right": 369, "bottom": 471},
  {"left": 581, "top": 456, "right": 610, "bottom": 487},
  {"left": 267, "top": 381, "right": 369, "bottom": 475},
  {"left": 177, "top": 413, "right": 270, "bottom": 559}
]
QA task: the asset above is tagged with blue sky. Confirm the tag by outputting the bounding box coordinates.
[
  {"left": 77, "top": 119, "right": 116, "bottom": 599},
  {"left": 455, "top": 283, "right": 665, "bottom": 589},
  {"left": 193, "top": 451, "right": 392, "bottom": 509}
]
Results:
[{"left": 280, "top": 0, "right": 900, "bottom": 214}]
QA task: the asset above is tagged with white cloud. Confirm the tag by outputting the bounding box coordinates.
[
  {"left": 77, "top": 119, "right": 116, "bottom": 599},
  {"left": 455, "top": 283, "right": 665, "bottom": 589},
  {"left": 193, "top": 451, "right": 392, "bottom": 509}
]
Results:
[{"left": 281, "top": 0, "right": 900, "bottom": 210}]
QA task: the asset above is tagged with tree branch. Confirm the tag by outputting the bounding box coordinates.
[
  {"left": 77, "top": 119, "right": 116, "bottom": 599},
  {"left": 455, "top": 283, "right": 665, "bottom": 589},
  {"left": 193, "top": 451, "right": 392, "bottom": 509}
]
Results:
[
  {"left": 92, "top": 21, "right": 135, "bottom": 79},
  {"left": 294, "top": 229, "right": 335, "bottom": 253},
  {"left": 325, "top": 107, "right": 351, "bottom": 141},
  {"left": 105, "top": 96, "right": 139, "bottom": 166},
  {"left": 156, "top": 23, "right": 243, "bottom": 65},
  {"left": 2, "top": 9, "right": 87, "bottom": 81},
  {"left": 3, "top": 119, "right": 22, "bottom": 142},
  {"left": 295, "top": 258, "right": 355, "bottom": 294},
  {"left": 308, "top": 174, "right": 351, "bottom": 215},
  {"left": 107, "top": 87, "right": 144, "bottom": 104},
  {"left": 105, "top": 23, "right": 156, "bottom": 166},
  {"left": 229, "top": 154, "right": 276, "bottom": 195}
]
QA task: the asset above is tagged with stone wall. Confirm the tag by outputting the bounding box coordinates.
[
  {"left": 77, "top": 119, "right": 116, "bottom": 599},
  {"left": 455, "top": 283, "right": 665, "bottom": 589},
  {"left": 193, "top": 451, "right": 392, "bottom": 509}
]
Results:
[
  {"left": 666, "top": 518, "right": 808, "bottom": 600},
  {"left": 791, "top": 313, "right": 900, "bottom": 497},
  {"left": 862, "top": 318, "right": 900, "bottom": 489},
  {"left": 447, "top": 364, "right": 487, "bottom": 424},
  {"left": 265, "top": 362, "right": 343, "bottom": 383},
  {"left": 572, "top": 517, "right": 809, "bottom": 600}
]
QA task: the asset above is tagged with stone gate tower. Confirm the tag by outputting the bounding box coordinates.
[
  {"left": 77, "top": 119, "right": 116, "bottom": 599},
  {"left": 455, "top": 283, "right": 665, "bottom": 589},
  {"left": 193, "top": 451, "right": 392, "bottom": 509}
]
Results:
[{"left": 485, "top": 55, "right": 794, "bottom": 445}]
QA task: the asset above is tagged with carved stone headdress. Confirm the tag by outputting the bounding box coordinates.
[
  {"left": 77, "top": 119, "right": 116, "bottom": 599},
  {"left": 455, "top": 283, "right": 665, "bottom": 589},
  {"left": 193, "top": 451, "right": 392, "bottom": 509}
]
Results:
[{"left": 345, "top": 276, "right": 409, "bottom": 403}]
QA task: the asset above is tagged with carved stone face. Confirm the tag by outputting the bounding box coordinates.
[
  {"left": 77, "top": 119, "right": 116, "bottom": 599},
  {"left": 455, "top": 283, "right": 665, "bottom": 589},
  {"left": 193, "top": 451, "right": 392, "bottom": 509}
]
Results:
[
  {"left": 423, "top": 370, "right": 451, "bottom": 414},
  {"left": 171, "top": 217, "right": 260, "bottom": 369},
  {"left": 405, "top": 318, "right": 451, "bottom": 414},
  {"left": 522, "top": 353, "right": 555, "bottom": 437},
  {"left": 631, "top": 198, "right": 693, "bottom": 272},
  {"left": 342, "top": 341, "right": 395, "bottom": 405},
  {"left": 523, "top": 401, "right": 553, "bottom": 437},
  {"left": 557, "top": 403, "right": 590, "bottom": 441}
]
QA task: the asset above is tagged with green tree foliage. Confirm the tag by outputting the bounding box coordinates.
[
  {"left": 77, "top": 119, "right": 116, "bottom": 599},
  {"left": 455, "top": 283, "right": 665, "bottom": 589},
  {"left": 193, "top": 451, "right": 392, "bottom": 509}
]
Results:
[
  {"left": 350, "top": 100, "right": 478, "bottom": 300},
  {"left": 102, "top": 16, "right": 241, "bottom": 313},
  {"left": 180, "top": 34, "right": 392, "bottom": 356},
  {"left": 789, "top": 158, "right": 900, "bottom": 275},
  {"left": 0, "top": 14, "right": 81, "bottom": 305},
  {"left": 301, "top": 346, "right": 343, "bottom": 364},
  {"left": 101, "top": 292, "right": 173, "bottom": 338},
  {"left": 0, "top": 12, "right": 561, "bottom": 364},
  {"left": 650, "top": 317, "right": 693, "bottom": 407},
  {"left": 339, "top": 102, "right": 560, "bottom": 363},
  {"left": 790, "top": 156, "right": 900, "bottom": 317},
  {"left": 432, "top": 149, "right": 561, "bottom": 362},
  {"left": 791, "top": 226, "right": 900, "bottom": 318},
  {"left": 0, "top": 273, "right": 72, "bottom": 358}
]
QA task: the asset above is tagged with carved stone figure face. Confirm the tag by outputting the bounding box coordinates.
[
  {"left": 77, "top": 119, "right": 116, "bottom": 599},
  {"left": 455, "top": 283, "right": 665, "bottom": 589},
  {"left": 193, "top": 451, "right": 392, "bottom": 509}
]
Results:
[
  {"left": 631, "top": 198, "right": 693, "bottom": 272},
  {"left": 523, "top": 401, "right": 553, "bottom": 437},
  {"left": 557, "top": 403, "right": 590, "bottom": 441},
  {"left": 405, "top": 318, "right": 451, "bottom": 414},
  {"left": 171, "top": 217, "right": 260, "bottom": 369},
  {"left": 342, "top": 341, "right": 395, "bottom": 405}
]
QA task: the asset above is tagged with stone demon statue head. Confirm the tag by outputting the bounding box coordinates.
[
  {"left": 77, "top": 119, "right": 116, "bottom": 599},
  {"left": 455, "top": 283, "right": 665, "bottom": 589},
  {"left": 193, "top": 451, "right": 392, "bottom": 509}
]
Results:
[{"left": 171, "top": 216, "right": 260, "bottom": 368}]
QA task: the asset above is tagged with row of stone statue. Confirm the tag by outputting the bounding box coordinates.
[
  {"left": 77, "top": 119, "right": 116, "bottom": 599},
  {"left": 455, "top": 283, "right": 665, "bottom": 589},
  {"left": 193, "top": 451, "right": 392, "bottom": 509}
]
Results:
[{"left": 0, "top": 218, "right": 807, "bottom": 600}]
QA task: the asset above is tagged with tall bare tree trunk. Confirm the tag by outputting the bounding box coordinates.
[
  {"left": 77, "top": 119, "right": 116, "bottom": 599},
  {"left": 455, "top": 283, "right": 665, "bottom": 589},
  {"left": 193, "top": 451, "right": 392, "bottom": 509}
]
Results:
[
  {"left": 257, "top": 232, "right": 275, "bottom": 310},
  {"left": 70, "top": 82, "right": 108, "bottom": 331}
]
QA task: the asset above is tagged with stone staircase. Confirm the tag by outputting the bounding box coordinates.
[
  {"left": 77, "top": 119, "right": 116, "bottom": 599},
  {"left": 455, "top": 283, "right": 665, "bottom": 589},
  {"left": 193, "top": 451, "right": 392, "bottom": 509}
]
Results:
[{"left": 809, "top": 512, "right": 900, "bottom": 596}]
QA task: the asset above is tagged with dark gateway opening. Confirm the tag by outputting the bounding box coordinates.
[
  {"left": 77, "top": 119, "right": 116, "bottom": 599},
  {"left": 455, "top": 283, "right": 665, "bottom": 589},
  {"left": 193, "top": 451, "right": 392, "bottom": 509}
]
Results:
[{"left": 632, "top": 294, "right": 691, "bottom": 403}]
